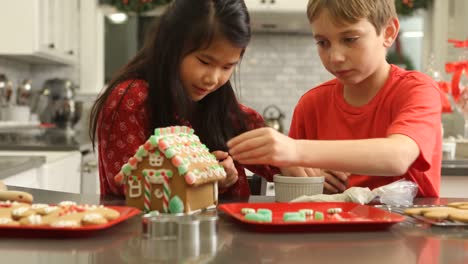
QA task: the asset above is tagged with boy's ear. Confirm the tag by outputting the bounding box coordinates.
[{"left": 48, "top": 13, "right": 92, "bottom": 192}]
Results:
[{"left": 383, "top": 17, "right": 400, "bottom": 48}]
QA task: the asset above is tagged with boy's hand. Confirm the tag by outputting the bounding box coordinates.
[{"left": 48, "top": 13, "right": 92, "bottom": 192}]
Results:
[
  {"left": 282, "top": 167, "right": 348, "bottom": 194},
  {"left": 227, "top": 127, "right": 298, "bottom": 166},
  {"left": 212, "top": 151, "right": 239, "bottom": 189},
  {"left": 321, "top": 170, "right": 350, "bottom": 194}
]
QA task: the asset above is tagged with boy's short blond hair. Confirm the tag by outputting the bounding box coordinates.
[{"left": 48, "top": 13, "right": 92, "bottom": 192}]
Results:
[{"left": 307, "top": 0, "right": 396, "bottom": 34}]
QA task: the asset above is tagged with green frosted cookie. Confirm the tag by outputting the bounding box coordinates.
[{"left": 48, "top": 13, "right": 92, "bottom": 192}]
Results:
[
  {"left": 314, "top": 211, "right": 324, "bottom": 220},
  {"left": 283, "top": 212, "right": 306, "bottom": 222},
  {"left": 245, "top": 212, "right": 272, "bottom": 222},
  {"left": 257, "top": 208, "right": 272, "bottom": 217}
]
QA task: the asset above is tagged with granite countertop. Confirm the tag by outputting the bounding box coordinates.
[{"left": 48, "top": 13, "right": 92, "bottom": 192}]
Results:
[
  {"left": 0, "top": 156, "right": 45, "bottom": 180},
  {"left": 0, "top": 128, "right": 92, "bottom": 152}
]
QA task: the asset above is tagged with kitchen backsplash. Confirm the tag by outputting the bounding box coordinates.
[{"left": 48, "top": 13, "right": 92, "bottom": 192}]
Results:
[
  {"left": 239, "top": 33, "right": 332, "bottom": 133},
  {"left": 0, "top": 57, "right": 79, "bottom": 93}
]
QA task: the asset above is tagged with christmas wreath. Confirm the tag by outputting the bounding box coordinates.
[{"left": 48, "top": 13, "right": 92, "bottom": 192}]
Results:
[
  {"left": 395, "top": 0, "right": 432, "bottom": 16},
  {"left": 106, "top": 0, "right": 172, "bottom": 13}
]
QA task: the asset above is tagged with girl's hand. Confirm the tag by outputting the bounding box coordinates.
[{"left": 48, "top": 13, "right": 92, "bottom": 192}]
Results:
[
  {"left": 212, "top": 151, "right": 239, "bottom": 189},
  {"left": 227, "top": 127, "right": 298, "bottom": 167}
]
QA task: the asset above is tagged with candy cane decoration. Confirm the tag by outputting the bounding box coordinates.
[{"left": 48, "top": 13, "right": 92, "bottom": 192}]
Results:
[
  {"left": 162, "top": 172, "right": 171, "bottom": 213},
  {"left": 143, "top": 175, "right": 151, "bottom": 212}
]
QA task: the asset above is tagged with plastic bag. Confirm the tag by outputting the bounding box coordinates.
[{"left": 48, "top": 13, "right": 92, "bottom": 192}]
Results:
[{"left": 372, "top": 179, "right": 418, "bottom": 206}]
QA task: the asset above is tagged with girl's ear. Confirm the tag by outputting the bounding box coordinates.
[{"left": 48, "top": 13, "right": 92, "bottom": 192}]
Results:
[{"left": 383, "top": 17, "right": 400, "bottom": 48}]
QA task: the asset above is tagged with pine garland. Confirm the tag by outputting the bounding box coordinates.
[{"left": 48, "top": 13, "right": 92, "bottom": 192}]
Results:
[
  {"left": 395, "top": 0, "right": 432, "bottom": 16},
  {"left": 108, "top": 0, "right": 171, "bottom": 13}
]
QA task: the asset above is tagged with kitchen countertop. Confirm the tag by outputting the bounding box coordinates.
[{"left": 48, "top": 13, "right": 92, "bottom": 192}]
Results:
[
  {"left": 1, "top": 186, "right": 467, "bottom": 264},
  {"left": 0, "top": 156, "right": 45, "bottom": 180},
  {"left": 0, "top": 128, "right": 92, "bottom": 152}
]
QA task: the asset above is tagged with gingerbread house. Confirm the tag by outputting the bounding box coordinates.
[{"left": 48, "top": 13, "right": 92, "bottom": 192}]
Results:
[{"left": 114, "top": 126, "right": 227, "bottom": 214}]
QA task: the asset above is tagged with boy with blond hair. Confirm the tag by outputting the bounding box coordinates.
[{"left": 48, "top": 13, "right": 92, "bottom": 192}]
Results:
[{"left": 228, "top": 0, "right": 442, "bottom": 197}]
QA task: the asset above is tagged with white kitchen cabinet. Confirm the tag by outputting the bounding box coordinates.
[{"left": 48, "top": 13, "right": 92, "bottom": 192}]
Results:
[
  {"left": 270, "top": 0, "right": 308, "bottom": 13},
  {"left": 0, "top": 0, "right": 79, "bottom": 65},
  {"left": 41, "top": 151, "right": 82, "bottom": 194},
  {"left": 2, "top": 167, "right": 42, "bottom": 189},
  {"left": 246, "top": 0, "right": 307, "bottom": 13},
  {"left": 0, "top": 150, "right": 82, "bottom": 194}
]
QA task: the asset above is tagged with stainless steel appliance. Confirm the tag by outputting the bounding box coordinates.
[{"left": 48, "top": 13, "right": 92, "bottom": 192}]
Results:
[
  {"left": 263, "top": 104, "right": 285, "bottom": 133},
  {"left": 33, "top": 78, "right": 82, "bottom": 130}
]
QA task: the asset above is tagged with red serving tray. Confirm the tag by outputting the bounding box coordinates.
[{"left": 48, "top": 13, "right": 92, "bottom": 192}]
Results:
[
  {"left": 218, "top": 202, "right": 405, "bottom": 232},
  {"left": 0, "top": 206, "right": 141, "bottom": 238}
]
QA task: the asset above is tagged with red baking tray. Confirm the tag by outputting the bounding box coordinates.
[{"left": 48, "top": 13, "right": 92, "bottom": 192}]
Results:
[
  {"left": 0, "top": 206, "right": 141, "bottom": 238},
  {"left": 218, "top": 202, "right": 405, "bottom": 232}
]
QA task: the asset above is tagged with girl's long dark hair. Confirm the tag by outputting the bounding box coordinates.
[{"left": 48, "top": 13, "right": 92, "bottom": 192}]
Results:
[{"left": 90, "top": 0, "right": 259, "bottom": 152}]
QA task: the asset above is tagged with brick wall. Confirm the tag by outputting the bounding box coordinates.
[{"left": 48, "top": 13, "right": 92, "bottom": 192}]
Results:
[{"left": 238, "top": 33, "right": 332, "bottom": 134}]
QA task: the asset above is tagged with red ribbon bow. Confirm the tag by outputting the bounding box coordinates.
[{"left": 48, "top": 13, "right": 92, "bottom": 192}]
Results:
[
  {"left": 448, "top": 39, "right": 468, "bottom": 48},
  {"left": 445, "top": 61, "right": 468, "bottom": 101}
]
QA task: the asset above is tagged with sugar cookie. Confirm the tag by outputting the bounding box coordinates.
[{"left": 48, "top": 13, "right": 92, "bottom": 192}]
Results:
[{"left": 0, "top": 191, "right": 33, "bottom": 204}]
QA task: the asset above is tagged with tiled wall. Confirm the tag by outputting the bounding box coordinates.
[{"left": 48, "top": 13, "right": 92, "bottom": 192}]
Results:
[
  {"left": 0, "top": 57, "right": 79, "bottom": 93},
  {"left": 238, "top": 33, "right": 332, "bottom": 133}
]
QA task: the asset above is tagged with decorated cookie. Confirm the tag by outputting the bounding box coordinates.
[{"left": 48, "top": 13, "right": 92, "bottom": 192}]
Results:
[
  {"left": 0, "top": 217, "right": 19, "bottom": 226},
  {"left": 0, "top": 200, "right": 121, "bottom": 228},
  {"left": 19, "top": 214, "right": 46, "bottom": 226},
  {"left": 0, "top": 191, "right": 33, "bottom": 204},
  {"left": 241, "top": 208, "right": 255, "bottom": 215},
  {"left": 244, "top": 212, "right": 272, "bottom": 222},
  {"left": 327, "top": 208, "right": 343, "bottom": 214},
  {"left": 82, "top": 205, "right": 120, "bottom": 220},
  {"left": 283, "top": 212, "right": 306, "bottom": 222},
  {"left": 50, "top": 220, "right": 81, "bottom": 228},
  {"left": 82, "top": 213, "right": 109, "bottom": 226},
  {"left": 11, "top": 205, "right": 34, "bottom": 220},
  {"left": 35, "top": 205, "right": 61, "bottom": 216},
  {"left": 314, "top": 211, "right": 324, "bottom": 220}
]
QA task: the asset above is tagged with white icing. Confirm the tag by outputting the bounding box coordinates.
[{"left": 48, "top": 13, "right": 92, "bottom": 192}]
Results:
[
  {"left": 83, "top": 205, "right": 103, "bottom": 210},
  {"left": 0, "top": 218, "right": 13, "bottom": 224},
  {"left": 32, "top": 204, "right": 48, "bottom": 209},
  {"left": 43, "top": 206, "right": 59, "bottom": 214},
  {"left": 12, "top": 206, "right": 30, "bottom": 216},
  {"left": 149, "top": 152, "right": 164, "bottom": 166},
  {"left": 83, "top": 213, "right": 104, "bottom": 221},
  {"left": 51, "top": 220, "right": 80, "bottom": 227},
  {"left": 144, "top": 169, "right": 172, "bottom": 184},
  {"left": 59, "top": 201, "right": 77, "bottom": 207},
  {"left": 128, "top": 178, "right": 142, "bottom": 198},
  {"left": 153, "top": 189, "right": 163, "bottom": 199},
  {"left": 27, "top": 214, "right": 42, "bottom": 225}
]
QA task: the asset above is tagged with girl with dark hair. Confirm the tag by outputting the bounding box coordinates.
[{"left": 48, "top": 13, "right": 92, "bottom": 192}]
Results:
[{"left": 90, "top": 0, "right": 279, "bottom": 197}]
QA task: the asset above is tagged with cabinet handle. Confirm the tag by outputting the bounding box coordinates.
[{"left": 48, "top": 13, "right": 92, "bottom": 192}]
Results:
[
  {"left": 68, "top": 50, "right": 74, "bottom": 55},
  {"left": 270, "top": 0, "right": 275, "bottom": 3},
  {"left": 261, "top": 0, "right": 266, "bottom": 3},
  {"left": 48, "top": 43, "right": 55, "bottom": 49}
]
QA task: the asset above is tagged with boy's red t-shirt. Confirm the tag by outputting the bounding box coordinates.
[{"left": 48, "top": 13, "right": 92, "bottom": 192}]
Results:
[
  {"left": 289, "top": 65, "right": 442, "bottom": 197},
  {"left": 97, "top": 79, "right": 279, "bottom": 197}
]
